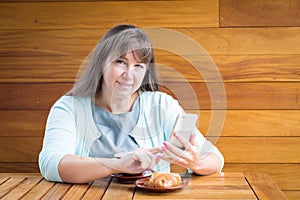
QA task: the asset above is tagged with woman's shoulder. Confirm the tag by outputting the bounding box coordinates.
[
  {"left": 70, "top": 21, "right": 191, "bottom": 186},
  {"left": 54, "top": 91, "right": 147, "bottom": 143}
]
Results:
[{"left": 52, "top": 95, "right": 90, "bottom": 109}]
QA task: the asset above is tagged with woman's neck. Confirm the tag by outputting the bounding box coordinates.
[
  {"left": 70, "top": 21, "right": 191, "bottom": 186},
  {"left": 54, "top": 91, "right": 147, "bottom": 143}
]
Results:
[{"left": 95, "top": 92, "right": 138, "bottom": 114}]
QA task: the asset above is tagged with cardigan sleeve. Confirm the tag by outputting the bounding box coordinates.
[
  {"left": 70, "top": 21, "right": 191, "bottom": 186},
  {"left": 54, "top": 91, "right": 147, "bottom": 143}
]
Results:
[{"left": 38, "top": 96, "right": 77, "bottom": 182}]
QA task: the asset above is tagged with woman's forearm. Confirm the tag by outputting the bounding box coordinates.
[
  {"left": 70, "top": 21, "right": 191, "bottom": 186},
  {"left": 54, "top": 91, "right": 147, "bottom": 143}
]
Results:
[
  {"left": 58, "top": 154, "right": 120, "bottom": 183},
  {"left": 191, "top": 152, "right": 222, "bottom": 175}
]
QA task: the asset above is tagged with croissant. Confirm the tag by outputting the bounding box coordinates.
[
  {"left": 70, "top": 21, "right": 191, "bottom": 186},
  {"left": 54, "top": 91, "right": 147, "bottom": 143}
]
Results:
[{"left": 148, "top": 172, "right": 182, "bottom": 188}]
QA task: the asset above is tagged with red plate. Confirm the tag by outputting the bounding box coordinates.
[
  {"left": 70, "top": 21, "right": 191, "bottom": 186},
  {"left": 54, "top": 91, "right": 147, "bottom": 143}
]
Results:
[
  {"left": 111, "top": 171, "right": 152, "bottom": 183},
  {"left": 135, "top": 177, "right": 188, "bottom": 193}
]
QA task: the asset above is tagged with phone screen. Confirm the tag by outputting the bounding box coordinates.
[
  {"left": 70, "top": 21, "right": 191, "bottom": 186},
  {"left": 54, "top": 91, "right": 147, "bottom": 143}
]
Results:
[{"left": 168, "top": 114, "right": 198, "bottom": 149}]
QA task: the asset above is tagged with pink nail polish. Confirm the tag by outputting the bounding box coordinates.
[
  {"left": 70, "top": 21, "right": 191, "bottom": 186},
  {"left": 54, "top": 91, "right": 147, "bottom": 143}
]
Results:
[
  {"left": 163, "top": 141, "right": 168, "bottom": 146},
  {"left": 161, "top": 146, "right": 166, "bottom": 151}
]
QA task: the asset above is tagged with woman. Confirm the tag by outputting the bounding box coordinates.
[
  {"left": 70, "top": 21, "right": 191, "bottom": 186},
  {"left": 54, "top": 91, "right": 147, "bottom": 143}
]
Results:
[{"left": 39, "top": 24, "right": 224, "bottom": 183}]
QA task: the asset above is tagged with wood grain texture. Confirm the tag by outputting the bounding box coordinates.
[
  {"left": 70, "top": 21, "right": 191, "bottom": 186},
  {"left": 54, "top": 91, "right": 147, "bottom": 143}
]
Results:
[
  {"left": 215, "top": 137, "right": 300, "bottom": 163},
  {"left": 0, "top": 137, "right": 43, "bottom": 162},
  {"left": 1, "top": 110, "right": 299, "bottom": 137},
  {"left": 220, "top": 0, "right": 300, "bottom": 27},
  {"left": 101, "top": 179, "right": 135, "bottom": 200},
  {"left": 0, "top": 110, "right": 48, "bottom": 136},
  {"left": 0, "top": 0, "right": 299, "bottom": 196},
  {"left": 0, "top": 28, "right": 299, "bottom": 57},
  {"left": 0, "top": 137, "right": 298, "bottom": 163},
  {"left": 0, "top": 162, "right": 39, "bottom": 173},
  {"left": 40, "top": 182, "right": 72, "bottom": 199},
  {"left": 1, "top": 83, "right": 299, "bottom": 110},
  {"left": 81, "top": 177, "right": 111, "bottom": 200},
  {"left": 21, "top": 179, "right": 55, "bottom": 200},
  {"left": 223, "top": 164, "right": 300, "bottom": 190},
  {"left": 0, "top": 1, "right": 219, "bottom": 29},
  {"left": 197, "top": 110, "right": 300, "bottom": 137},
  {"left": 0, "top": 175, "right": 42, "bottom": 200},
  {"left": 285, "top": 191, "right": 300, "bottom": 200},
  {"left": 0, "top": 83, "right": 72, "bottom": 110},
  {"left": 245, "top": 172, "right": 288, "bottom": 199},
  {"left": 1, "top": 54, "right": 299, "bottom": 83}
]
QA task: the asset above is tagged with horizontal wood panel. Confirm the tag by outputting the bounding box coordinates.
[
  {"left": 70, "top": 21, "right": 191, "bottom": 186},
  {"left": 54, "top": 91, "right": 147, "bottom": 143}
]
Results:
[
  {"left": 0, "top": 28, "right": 299, "bottom": 57},
  {"left": 157, "top": 54, "right": 300, "bottom": 82},
  {"left": 1, "top": 54, "right": 300, "bottom": 83},
  {"left": 197, "top": 110, "right": 300, "bottom": 137},
  {"left": 0, "top": 137, "right": 299, "bottom": 163},
  {"left": 215, "top": 137, "right": 300, "bottom": 163},
  {"left": 223, "top": 163, "right": 300, "bottom": 190},
  {"left": 0, "top": 137, "right": 43, "bottom": 162},
  {"left": 0, "top": 1, "right": 219, "bottom": 29},
  {"left": 0, "top": 83, "right": 72, "bottom": 110},
  {"left": 0, "top": 110, "right": 48, "bottom": 137},
  {"left": 171, "top": 82, "right": 300, "bottom": 110},
  {"left": 0, "top": 162, "right": 39, "bottom": 173},
  {"left": 220, "top": 0, "right": 300, "bottom": 27},
  {"left": 1, "top": 110, "right": 299, "bottom": 137},
  {"left": 1, "top": 83, "right": 299, "bottom": 110}
]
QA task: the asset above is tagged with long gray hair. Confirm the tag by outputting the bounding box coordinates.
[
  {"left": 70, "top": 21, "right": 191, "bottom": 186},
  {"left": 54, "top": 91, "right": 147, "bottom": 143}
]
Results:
[{"left": 68, "top": 24, "right": 159, "bottom": 97}]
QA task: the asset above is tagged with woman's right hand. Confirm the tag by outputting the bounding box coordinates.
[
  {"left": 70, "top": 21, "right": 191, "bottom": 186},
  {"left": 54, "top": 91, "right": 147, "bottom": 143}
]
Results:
[{"left": 102, "top": 148, "right": 161, "bottom": 174}]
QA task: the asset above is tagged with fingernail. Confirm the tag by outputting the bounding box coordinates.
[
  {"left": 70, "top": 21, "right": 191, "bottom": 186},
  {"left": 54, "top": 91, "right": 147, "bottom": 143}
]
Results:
[
  {"left": 163, "top": 141, "right": 168, "bottom": 146},
  {"left": 174, "top": 133, "right": 178, "bottom": 138},
  {"left": 161, "top": 146, "right": 166, "bottom": 151}
]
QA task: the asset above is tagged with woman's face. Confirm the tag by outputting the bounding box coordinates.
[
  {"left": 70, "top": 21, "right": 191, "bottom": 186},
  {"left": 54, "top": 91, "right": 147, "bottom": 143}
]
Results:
[{"left": 102, "top": 51, "right": 147, "bottom": 98}]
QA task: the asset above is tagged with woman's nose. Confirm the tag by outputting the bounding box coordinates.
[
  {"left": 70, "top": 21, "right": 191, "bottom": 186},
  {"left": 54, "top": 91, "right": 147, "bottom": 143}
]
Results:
[{"left": 122, "top": 65, "right": 134, "bottom": 79}]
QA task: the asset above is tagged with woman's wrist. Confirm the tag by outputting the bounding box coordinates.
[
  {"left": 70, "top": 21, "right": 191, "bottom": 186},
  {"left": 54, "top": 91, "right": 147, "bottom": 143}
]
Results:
[
  {"left": 94, "top": 157, "right": 122, "bottom": 175},
  {"left": 190, "top": 153, "right": 221, "bottom": 175}
]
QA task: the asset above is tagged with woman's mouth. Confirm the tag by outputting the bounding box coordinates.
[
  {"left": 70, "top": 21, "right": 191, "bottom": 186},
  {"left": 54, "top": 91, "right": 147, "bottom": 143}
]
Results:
[{"left": 117, "top": 81, "right": 133, "bottom": 89}]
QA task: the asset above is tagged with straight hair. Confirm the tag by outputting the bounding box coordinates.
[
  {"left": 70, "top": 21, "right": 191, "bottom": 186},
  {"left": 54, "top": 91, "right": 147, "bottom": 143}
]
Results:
[{"left": 67, "top": 24, "right": 159, "bottom": 97}]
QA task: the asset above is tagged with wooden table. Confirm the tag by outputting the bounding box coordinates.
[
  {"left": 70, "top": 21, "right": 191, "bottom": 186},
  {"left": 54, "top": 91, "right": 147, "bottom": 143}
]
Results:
[{"left": 0, "top": 172, "right": 287, "bottom": 200}]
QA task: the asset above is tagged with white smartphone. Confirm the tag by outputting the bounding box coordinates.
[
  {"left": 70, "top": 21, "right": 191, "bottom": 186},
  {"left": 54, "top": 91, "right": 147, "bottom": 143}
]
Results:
[{"left": 168, "top": 113, "right": 198, "bottom": 149}]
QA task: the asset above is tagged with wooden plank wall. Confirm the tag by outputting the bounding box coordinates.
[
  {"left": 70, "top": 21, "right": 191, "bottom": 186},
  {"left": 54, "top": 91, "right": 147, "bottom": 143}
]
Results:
[{"left": 0, "top": 0, "right": 299, "bottom": 199}]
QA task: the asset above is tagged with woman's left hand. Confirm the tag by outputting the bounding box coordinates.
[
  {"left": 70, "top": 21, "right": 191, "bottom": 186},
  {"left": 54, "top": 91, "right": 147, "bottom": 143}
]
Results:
[{"left": 161, "top": 133, "right": 201, "bottom": 171}]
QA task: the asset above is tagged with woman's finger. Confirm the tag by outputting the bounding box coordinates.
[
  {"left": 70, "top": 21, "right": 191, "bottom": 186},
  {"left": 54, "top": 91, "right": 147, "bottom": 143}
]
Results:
[
  {"left": 173, "top": 133, "right": 192, "bottom": 150},
  {"left": 162, "top": 145, "right": 188, "bottom": 165},
  {"left": 148, "top": 147, "right": 163, "bottom": 154}
]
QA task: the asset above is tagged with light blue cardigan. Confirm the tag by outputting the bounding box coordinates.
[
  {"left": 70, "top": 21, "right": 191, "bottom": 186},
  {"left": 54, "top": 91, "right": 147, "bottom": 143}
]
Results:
[{"left": 39, "top": 91, "right": 224, "bottom": 182}]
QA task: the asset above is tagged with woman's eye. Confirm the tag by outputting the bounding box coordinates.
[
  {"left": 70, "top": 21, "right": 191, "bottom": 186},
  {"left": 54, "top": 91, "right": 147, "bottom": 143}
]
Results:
[
  {"left": 116, "top": 60, "right": 126, "bottom": 65},
  {"left": 135, "top": 64, "right": 145, "bottom": 69}
]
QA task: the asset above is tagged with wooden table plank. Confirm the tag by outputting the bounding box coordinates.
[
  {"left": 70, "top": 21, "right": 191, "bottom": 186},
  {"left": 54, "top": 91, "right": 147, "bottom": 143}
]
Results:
[
  {"left": 0, "top": 172, "right": 287, "bottom": 199},
  {"left": 134, "top": 173, "right": 257, "bottom": 199},
  {"left": 81, "top": 177, "right": 111, "bottom": 200},
  {"left": 22, "top": 179, "right": 55, "bottom": 200},
  {"left": 245, "top": 172, "right": 288, "bottom": 200},
  {"left": 1, "top": 176, "right": 42, "bottom": 200},
  {"left": 0, "top": 176, "right": 25, "bottom": 198},
  {"left": 135, "top": 185, "right": 256, "bottom": 199},
  {"left": 62, "top": 183, "right": 90, "bottom": 200},
  {"left": 0, "top": 176, "right": 9, "bottom": 185},
  {"left": 101, "top": 178, "right": 136, "bottom": 200},
  {"left": 41, "top": 182, "right": 72, "bottom": 200}
]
